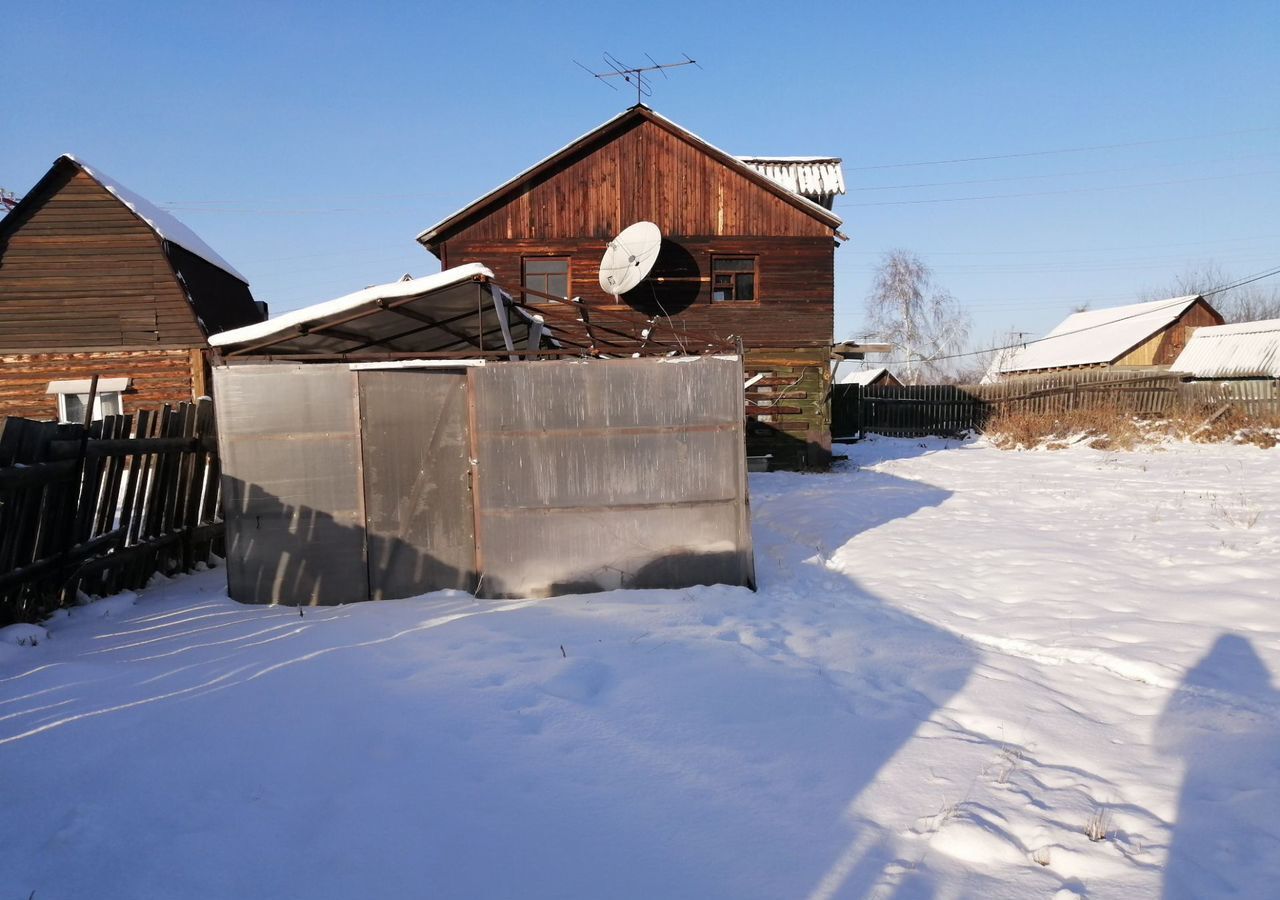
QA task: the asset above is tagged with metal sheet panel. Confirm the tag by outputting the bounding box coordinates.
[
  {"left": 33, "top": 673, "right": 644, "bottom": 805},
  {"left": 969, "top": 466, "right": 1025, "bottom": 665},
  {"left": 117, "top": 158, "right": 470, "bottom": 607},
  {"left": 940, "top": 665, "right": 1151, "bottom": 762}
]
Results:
[
  {"left": 469, "top": 356, "right": 754, "bottom": 598},
  {"left": 357, "top": 370, "right": 476, "bottom": 599},
  {"left": 214, "top": 364, "right": 368, "bottom": 605}
]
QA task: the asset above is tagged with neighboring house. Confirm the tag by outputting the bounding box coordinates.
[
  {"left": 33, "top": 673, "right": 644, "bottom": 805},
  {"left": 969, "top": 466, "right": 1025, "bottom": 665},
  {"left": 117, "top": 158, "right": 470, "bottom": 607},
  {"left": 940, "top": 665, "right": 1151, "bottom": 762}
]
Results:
[
  {"left": 833, "top": 364, "right": 902, "bottom": 387},
  {"left": 993, "top": 295, "right": 1223, "bottom": 378},
  {"left": 0, "top": 155, "right": 263, "bottom": 422},
  {"left": 1169, "top": 318, "right": 1280, "bottom": 379},
  {"left": 415, "top": 104, "right": 847, "bottom": 469}
]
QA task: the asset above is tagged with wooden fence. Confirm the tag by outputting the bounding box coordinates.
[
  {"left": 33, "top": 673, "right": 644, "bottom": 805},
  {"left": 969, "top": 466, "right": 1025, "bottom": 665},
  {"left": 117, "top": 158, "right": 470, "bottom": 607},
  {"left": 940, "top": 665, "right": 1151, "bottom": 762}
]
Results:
[
  {"left": 832, "top": 384, "right": 986, "bottom": 438},
  {"left": 0, "top": 399, "right": 223, "bottom": 625},
  {"left": 833, "top": 371, "right": 1280, "bottom": 440}
]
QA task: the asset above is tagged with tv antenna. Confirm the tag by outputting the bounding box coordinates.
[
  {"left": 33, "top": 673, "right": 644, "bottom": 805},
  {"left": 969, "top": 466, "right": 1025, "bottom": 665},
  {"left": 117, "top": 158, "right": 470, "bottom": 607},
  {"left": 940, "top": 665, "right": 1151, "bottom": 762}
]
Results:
[{"left": 575, "top": 53, "right": 701, "bottom": 105}]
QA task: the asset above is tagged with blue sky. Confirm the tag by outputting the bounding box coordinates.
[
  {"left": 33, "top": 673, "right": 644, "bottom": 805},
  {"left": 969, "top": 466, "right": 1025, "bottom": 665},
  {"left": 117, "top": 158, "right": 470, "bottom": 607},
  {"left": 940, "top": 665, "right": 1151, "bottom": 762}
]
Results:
[{"left": 6, "top": 1, "right": 1278, "bottom": 350}]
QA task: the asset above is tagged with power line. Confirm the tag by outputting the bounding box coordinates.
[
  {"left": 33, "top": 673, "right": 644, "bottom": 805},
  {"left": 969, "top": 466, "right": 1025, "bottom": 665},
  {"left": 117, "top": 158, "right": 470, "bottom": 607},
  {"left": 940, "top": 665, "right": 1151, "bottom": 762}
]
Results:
[
  {"left": 844, "top": 151, "right": 1280, "bottom": 193},
  {"left": 843, "top": 125, "right": 1280, "bottom": 172},
  {"left": 835, "top": 169, "right": 1278, "bottom": 208}
]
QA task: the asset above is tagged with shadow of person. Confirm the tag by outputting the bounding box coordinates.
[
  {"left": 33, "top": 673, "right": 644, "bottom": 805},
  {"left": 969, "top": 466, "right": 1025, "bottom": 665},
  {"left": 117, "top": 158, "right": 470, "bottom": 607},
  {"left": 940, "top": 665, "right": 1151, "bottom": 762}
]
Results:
[{"left": 1157, "top": 633, "right": 1280, "bottom": 899}]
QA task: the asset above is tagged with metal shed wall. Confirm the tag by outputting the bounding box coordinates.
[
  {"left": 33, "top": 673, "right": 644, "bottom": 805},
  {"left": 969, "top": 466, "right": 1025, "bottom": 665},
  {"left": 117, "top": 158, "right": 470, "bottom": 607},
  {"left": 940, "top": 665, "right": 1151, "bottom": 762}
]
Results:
[{"left": 214, "top": 355, "right": 754, "bottom": 606}]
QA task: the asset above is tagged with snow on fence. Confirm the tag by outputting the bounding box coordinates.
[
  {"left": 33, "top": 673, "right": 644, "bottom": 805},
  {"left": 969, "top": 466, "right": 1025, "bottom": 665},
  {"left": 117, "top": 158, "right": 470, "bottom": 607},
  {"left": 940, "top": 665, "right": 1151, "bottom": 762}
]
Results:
[
  {"left": 0, "top": 398, "right": 222, "bottom": 625},
  {"left": 833, "top": 371, "right": 1280, "bottom": 439}
]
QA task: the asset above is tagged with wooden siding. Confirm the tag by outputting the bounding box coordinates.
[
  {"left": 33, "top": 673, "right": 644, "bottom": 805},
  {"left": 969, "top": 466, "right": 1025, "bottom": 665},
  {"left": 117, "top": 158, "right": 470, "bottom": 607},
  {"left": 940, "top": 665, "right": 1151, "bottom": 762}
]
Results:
[
  {"left": 743, "top": 348, "right": 832, "bottom": 469},
  {"left": 0, "top": 349, "right": 198, "bottom": 420},
  {"left": 1115, "top": 299, "right": 1223, "bottom": 367},
  {"left": 449, "top": 235, "right": 833, "bottom": 349},
  {"left": 0, "top": 168, "right": 205, "bottom": 351},
  {"left": 434, "top": 117, "right": 835, "bottom": 245}
]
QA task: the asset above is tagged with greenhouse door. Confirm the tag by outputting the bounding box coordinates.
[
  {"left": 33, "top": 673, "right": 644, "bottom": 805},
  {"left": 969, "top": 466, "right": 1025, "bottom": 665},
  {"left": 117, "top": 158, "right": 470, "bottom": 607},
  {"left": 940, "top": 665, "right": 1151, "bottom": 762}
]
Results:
[{"left": 357, "top": 370, "right": 477, "bottom": 600}]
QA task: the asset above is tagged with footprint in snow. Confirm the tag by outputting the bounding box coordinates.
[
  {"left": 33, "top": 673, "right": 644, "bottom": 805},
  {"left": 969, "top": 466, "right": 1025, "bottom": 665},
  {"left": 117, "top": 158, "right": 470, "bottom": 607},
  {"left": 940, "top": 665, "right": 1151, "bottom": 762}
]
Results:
[{"left": 541, "top": 658, "right": 612, "bottom": 705}]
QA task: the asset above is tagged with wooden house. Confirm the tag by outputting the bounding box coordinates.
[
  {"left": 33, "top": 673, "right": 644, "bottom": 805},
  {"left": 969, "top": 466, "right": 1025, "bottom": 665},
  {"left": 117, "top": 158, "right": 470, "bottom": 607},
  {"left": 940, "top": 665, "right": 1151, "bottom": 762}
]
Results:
[
  {"left": 0, "top": 155, "right": 263, "bottom": 421},
  {"left": 993, "top": 295, "right": 1224, "bottom": 379},
  {"left": 416, "top": 105, "right": 847, "bottom": 469}
]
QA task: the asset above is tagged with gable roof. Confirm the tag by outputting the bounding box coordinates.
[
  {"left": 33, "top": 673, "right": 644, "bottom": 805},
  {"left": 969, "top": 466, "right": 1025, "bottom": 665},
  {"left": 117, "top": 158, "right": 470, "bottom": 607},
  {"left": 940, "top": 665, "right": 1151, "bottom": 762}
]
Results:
[
  {"left": 0, "top": 155, "right": 249, "bottom": 284},
  {"left": 998, "top": 295, "right": 1205, "bottom": 374},
  {"left": 1169, "top": 318, "right": 1280, "bottom": 378},
  {"left": 416, "top": 105, "right": 844, "bottom": 247}
]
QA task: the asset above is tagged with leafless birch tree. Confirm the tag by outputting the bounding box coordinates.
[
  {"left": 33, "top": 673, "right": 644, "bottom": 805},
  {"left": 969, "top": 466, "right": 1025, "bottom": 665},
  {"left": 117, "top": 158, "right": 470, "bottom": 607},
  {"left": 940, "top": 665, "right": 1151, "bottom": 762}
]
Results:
[
  {"left": 865, "top": 250, "right": 971, "bottom": 384},
  {"left": 1143, "top": 262, "right": 1280, "bottom": 323}
]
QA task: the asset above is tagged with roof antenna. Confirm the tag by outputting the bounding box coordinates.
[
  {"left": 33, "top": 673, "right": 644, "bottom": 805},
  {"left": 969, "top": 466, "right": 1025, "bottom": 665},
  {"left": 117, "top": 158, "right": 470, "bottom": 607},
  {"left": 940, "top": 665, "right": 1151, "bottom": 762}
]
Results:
[{"left": 574, "top": 53, "right": 701, "bottom": 106}]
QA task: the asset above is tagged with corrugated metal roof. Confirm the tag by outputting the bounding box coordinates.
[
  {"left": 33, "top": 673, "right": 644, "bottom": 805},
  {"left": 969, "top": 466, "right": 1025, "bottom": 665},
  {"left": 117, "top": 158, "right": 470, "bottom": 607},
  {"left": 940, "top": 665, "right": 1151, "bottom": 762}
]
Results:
[
  {"left": 1170, "top": 318, "right": 1280, "bottom": 378},
  {"left": 736, "top": 157, "right": 846, "bottom": 204},
  {"left": 998, "top": 296, "right": 1202, "bottom": 374}
]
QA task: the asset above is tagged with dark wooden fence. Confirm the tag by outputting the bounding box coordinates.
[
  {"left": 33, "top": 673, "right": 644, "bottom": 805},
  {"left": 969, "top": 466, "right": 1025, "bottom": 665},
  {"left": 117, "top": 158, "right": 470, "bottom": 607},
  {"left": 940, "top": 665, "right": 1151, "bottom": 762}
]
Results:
[
  {"left": 832, "top": 384, "right": 986, "bottom": 438},
  {"left": 0, "top": 399, "right": 223, "bottom": 625},
  {"left": 833, "top": 371, "right": 1280, "bottom": 440}
]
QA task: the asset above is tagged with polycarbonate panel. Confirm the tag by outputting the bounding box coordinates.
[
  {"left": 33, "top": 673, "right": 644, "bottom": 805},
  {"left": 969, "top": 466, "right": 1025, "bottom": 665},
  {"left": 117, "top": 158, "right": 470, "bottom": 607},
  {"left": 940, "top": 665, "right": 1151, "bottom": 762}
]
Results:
[
  {"left": 472, "top": 356, "right": 743, "bottom": 432},
  {"left": 478, "top": 503, "right": 749, "bottom": 598},
  {"left": 470, "top": 356, "right": 753, "bottom": 598},
  {"left": 214, "top": 364, "right": 368, "bottom": 606},
  {"left": 474, "top": 429, "right": 739, "bottom": 510},
  {"left": 358, "top": 370, "right": 476, "bottom": 599}
]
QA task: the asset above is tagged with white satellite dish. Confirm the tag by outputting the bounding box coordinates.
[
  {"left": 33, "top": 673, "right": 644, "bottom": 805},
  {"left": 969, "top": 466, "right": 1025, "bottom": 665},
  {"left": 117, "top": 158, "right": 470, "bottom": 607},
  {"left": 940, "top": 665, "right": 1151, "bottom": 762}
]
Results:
[{"left": 599, "top": 221, "right": 662, "bottom": 296}]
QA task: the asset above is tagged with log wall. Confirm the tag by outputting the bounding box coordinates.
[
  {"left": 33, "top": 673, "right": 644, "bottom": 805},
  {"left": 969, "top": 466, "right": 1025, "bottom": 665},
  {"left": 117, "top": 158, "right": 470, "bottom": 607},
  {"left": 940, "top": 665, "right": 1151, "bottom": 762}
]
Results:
[{"left": 0, "top": 349, "right": 200, "bottom": 420}]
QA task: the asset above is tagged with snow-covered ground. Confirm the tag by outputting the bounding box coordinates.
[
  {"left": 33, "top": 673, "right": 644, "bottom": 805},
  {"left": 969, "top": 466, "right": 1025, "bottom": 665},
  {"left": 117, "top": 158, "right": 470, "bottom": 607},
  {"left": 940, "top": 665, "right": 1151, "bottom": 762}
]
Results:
[{"left": 2, "top": 437, "right": 1277, "bottom": 899}]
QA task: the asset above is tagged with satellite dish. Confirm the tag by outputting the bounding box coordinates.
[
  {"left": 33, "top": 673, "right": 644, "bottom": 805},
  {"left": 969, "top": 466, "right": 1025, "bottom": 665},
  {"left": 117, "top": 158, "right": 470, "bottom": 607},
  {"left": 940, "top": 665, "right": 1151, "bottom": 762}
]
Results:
[{"left": 599, "top": 221, "right": 662, "bottom": 296}]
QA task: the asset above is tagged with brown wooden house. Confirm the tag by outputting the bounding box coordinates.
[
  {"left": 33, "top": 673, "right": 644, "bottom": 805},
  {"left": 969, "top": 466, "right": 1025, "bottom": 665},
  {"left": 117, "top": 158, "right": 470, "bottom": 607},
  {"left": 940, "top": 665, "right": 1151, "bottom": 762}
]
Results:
[
  {"left": 993, "top": 295, "right": 1224, "bottom": 379},
  {"left": 416, "top": 104, "right": 847, "bottom": 469},
  {"left": 0, "top": 155, "right": 263, "bottom": 421}
]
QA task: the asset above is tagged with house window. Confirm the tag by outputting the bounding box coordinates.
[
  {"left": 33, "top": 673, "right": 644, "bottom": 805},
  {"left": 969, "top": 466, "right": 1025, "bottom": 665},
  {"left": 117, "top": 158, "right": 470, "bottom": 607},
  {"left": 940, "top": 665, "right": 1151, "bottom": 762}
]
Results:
[
  {"left": 47, "top": 378, "right": 129, "bottom": 424},
  {"left": 522, "top": 257, "right": 570, "bottom": 302},
  {"left": 712, "top": 257, "right": 757, "bottom": 302}
]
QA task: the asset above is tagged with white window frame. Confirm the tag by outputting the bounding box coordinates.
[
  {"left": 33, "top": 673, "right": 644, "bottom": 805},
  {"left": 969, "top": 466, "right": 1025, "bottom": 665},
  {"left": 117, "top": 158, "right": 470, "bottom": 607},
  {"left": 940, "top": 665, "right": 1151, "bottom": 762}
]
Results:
[{"left": 46, "top": 378, "right": 130, "bottom": 424}]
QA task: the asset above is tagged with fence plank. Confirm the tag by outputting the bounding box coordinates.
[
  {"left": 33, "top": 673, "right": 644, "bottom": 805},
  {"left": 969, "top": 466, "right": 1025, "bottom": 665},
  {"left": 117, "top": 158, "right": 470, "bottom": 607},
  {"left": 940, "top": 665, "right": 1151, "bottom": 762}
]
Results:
[{"left": 0, "top": 401, "right": 226, "bottom": 625}]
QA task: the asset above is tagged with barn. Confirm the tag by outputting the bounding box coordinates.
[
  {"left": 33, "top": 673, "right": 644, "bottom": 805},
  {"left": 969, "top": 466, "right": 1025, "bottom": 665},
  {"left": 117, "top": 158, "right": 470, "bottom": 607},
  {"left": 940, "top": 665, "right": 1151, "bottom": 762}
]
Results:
[
  {"left": 0, "top": 155, "right": 263, "bottom": 421},
  {"left": 208, "top": 264, "right": 755, "bottom": 606},
  {"left": 993, "top": 295, "right": 1224, "bottom": 378},
  {"left": 415, "top": 104, "right": 847, "bottom": 470}
]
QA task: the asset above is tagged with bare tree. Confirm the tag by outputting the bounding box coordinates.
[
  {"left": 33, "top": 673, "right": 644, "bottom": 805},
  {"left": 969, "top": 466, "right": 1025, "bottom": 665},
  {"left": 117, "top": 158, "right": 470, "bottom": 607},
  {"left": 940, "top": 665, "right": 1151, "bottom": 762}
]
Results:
[
  {"left": 865, "top": 250, "right": 971, "bottom": 384},
  {"left": 1142, "top": 262, "right": 1280, "bottom": 324}
]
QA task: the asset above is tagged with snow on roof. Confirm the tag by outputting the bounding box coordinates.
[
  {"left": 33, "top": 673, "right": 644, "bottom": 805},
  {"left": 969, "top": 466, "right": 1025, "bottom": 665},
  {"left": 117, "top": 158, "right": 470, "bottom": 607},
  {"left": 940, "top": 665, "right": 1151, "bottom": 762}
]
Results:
[
  {"left": 209, "top": 263, "right": 493, "bottom": 348},
  {"left": 736, "top": 157, "right": 846, "bottom": 201},
  {"left": 416, "top": 106, "right": 842, "bottom": 245},
  {"left": 834, "top": 365, "right": 893, "bottom": 386},
  {"left": 998, "top": 296, "right": 1203, "bottom": 374},
  {"left": 1169, "top": 318, "right": 1280, "bottom": 378},
  {"left": 62, "top": 155, "right": 249, "bottom": 284}
]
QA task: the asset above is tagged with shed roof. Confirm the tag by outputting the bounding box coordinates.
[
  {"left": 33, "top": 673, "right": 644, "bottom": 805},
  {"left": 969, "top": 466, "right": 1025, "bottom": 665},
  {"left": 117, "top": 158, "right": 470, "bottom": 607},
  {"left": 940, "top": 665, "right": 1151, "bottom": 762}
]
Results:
[
  {"left": 210, "top": 264, "right": 528, "bottom": 356},
  {"left": 416, "top": 105, "right": 843, "bottom": 247},
  {"left": 1169, "top": 318, "right": 1280, "bottom": 378},
  {"left": 998, "top": 296, "right": 1204, "bottom": 374},
  {"left": 834, "top": 365, "right": 894, "bottom": 386}
]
